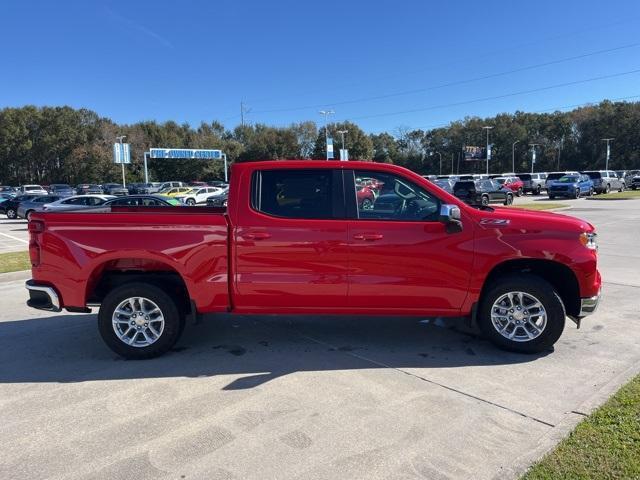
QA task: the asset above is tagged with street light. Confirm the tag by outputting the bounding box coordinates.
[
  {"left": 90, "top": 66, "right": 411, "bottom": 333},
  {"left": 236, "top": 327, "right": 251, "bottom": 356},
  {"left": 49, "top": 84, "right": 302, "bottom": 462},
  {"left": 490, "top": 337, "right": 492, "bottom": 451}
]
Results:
[
  {"left": 115, "top": 135, "right": 127, "bottom": 187},
  {"left": 512, "top": 140, "right": 520, "bottom": 173},
  {"left": 319, "top": 110, "right": 335, "bottom": 160},
  {"left": 336, "top": 129, "right": 348, "bottom": 160},
  {"left": 482, "top": 126, "right": 493, "bottom": 175},
  {"left": 602, "top": 138, "right": 614, "bottom": 170},
  {"left": 529, "top": 143, "right": 540, "bottom": 174}
]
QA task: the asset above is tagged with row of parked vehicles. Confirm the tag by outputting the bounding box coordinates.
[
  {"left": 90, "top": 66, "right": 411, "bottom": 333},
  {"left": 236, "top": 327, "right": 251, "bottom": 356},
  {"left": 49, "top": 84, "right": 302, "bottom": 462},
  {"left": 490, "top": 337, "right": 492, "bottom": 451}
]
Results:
[
  {"left": 425, "top": 169, "right": 639, "bottom": 205},
  {"left": 0, "top": 181, "right": 230, "bottom": 220}
]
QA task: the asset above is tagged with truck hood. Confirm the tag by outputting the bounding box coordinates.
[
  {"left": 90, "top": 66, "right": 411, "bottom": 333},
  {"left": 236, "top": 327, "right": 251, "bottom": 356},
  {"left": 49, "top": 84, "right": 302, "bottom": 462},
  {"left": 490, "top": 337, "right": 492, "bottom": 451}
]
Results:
[{"left": 473, "top": 206, "right": 595, "bottom": 233}]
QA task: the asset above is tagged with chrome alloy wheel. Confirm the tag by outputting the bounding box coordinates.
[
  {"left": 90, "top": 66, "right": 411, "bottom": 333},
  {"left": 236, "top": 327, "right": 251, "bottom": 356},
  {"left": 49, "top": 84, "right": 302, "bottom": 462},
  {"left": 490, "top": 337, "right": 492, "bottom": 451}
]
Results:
[
  {"left": 490, "top": 291, "right": 547, "bottom": 342},
  {"left": 112, "top": 297, "right": 165, "bottom": 347}
]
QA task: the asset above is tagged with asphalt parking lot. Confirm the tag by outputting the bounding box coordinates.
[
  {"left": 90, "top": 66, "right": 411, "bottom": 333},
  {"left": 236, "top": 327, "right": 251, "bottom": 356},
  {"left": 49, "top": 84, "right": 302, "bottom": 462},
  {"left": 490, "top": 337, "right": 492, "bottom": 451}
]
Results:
[
  {"left": 0, "top": 198, "right": 639, "bottom": 480},
  {"left": 0, "top": 218, "right": 28, "bottom": 253}
]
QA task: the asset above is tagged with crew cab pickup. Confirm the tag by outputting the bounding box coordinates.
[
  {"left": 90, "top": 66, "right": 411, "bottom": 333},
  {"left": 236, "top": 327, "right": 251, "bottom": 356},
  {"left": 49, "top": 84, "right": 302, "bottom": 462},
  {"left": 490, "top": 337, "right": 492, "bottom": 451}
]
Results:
[{"left": 26, "top": 161, "right": 601, "bottom": 359}]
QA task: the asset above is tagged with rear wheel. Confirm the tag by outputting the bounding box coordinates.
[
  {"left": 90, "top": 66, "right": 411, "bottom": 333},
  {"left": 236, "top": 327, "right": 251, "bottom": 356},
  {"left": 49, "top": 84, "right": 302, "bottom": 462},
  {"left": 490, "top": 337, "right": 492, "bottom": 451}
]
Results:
[
  {"left": 361, "top": 198, "right": 373, "bottom": 210},
  {"left": 98, "top": 282, "right": 185, "bottom": 359},
  {"left": 6, "top": 208, "right": 16, "bottom": 219},
  {"left": 516, "top": 187, "right": 523, "bottom": 197},
  {"left": 535, "top": 185, "right": 541, "bottom": 195},
  {"left": 619, "top": 184, "right": 625, "bottom": 193},
  {"left": 481, "top": 195, "right": 490, "bottom": 206},
  {"left": 588, "top": 187, "right": 594, "bottom": 196},
  {"left": 186, "top": 198, "right": 196, "bottom": 206},
  {"left": 478, "top": 274, "right": 566, "bottom": 353},
  {"left": 604, "top": 183, "right": 611, "bottom": 194},
  {"left": 574, "top": 188, "right": 580, "bottom": 199},
  {"left": 504, "top": 194, "right": 513, "bottom": 205},
  {"left": 548, "top": 194, "right": 555, "bottom": 200}
]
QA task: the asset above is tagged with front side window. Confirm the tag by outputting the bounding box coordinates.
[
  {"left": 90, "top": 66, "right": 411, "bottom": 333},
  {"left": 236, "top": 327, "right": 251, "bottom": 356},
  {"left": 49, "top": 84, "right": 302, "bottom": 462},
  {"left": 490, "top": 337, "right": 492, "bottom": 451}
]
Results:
[
  {"left": 353, "top": 170, "right": 441, "bottom": 221},
  {"left": 252, "top": 169, "right": 337, "bottom": 219}
]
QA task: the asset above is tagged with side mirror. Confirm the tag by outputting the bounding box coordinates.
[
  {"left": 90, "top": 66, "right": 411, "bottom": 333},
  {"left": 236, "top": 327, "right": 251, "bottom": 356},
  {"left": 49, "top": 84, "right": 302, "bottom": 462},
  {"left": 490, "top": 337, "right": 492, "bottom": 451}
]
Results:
[{"left": 439, "top": 204, "right": 463, "bottom": 233}]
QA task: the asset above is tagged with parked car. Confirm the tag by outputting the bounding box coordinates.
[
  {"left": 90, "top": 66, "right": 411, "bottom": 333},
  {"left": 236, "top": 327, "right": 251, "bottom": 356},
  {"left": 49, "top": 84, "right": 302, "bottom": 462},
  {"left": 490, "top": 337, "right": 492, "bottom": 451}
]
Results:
[
  {"left": 356, "top": 185, "right": 375, "bottom": 209},
  {"left": 617, "top": 170, "right": 640, "bottom": 188},
  {"left": 76, "top": 184, "right": 104, "bottom": 195},
  {"left": 176, "top": 187, "right": 223, "bottom": 205},
  {"left": 205, "top": 188, "right": 230, "bottom": 207},
  {"left": 207, "top": 180, "right": 228, "bottom": 188},
  {"left": 547, "top": 174, "right": 594, "bottom": 199},
  {"left": 189, "top": 181, "right": 208, "bottom": 187},
  {"left": 48, "top": 184, "right": 75, "bottom": 197},
  {"left": 0, "top": 186, "right": 17, "bottom": 196},
  {"left": 42, "top": 195, "right": 115, "bottom": 212},
  {"left": 453, "top": 179, "right": 514, "bottom": 206},
  {"left": 631, "top": 173, "right": 640, "bottom": 190},
  {"left": 517, "top": 173, "right": 547, "bottom": 195},
  {"left": 159, "top": 186, "right": 192, "bottom": 197},
  {"left": 26, "top": 160, "right": 601, "bottom": 359},
  {"left": 0, "top": 193, "right": 14, "bottom": 210},
  {"left": 433, "top": 179, "right": 455, "bottom": 193},
  {"left": 101, "top": 183, "right": 129, "bottom": 196},
  {"left": 17, "top": 195, "right": 63, "bottom": 220},
  {"left": 157, "top": 181, "right": 187, "bottom": 192},
  {"left": 494, "top": 176, "right": 524, "bottom": 196},
  {"left": 103, "top": 195, "right": 181, "bottom": 207},
  {"left": 19, "top": 184, "right": 47, "bottom": 195},
  {"left": 545, "top": 171, "right": 580, "bottom": 188},
  {"left": 581, "top": 170, "right": 625, "bottom": 194},
  {"left": 2, "top": 194, "right": 43, "bottom": 218}
]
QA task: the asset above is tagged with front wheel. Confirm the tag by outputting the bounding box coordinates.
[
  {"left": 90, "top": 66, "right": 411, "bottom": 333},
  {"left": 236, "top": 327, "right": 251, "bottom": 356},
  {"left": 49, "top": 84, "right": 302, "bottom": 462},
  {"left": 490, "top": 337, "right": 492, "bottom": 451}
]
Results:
[
  {"left": 548, "top": 194, "right": 555, "bottom": 200},
  {"left": 361, "top": 198, "right": 373, "bottom": 210},
  {"left": 186, "top": 198, "right": 196, "bottom": 206},
  {"left": 588, "top": 187, "right": 594, "bottom": 196},
  {"left": 504, "top": 194, "right": 513, "bottom": 205},
  {"left": 619, "top": 184, "right": 625, "bottom": 193},
  {"left": 98, "top": 282, "right": 185, "bottom": 359},
  {"left": 6, "top": 208, "right": 16, "bottom": 219},
  {"left": 481, "top": 195, "right": 490, "bottom": 206},
  {"left": 478, "top": 274, "right": 566, "bottom": 353},
  {"left": 516, "top": 187, "right": 523, "bottom": 197},
  {"left": 574, "top": 188, "right": 580, "bottom": 199},
  {"left": 535, "top": 185, "right": 541, "bottom": 195},
  {"left": 604, "top": 184, "right": 611, "bottom": 194}
]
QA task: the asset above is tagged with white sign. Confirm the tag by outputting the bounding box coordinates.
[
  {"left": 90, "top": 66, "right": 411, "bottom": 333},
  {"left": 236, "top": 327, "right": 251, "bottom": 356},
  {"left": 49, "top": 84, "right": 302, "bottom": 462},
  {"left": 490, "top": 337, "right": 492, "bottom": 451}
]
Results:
[
  {"left": 339, "top": 149, "right": 349, "bottom": 161},
  {"left": 113, "top": 143, "right": 131, "bottom": 164},
  {"left": 150, "top": 148, "right": 222, "bottom": 159}
]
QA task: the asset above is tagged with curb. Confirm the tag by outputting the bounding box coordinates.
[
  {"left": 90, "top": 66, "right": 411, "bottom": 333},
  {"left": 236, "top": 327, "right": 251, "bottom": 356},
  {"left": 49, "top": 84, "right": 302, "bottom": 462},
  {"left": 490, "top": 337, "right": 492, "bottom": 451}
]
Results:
[
  {"left": 499, "top": 360, "right": 640, "bottom": 480},
  {"left": 0, "top": 269, "right": 31, "bottom": 284}
]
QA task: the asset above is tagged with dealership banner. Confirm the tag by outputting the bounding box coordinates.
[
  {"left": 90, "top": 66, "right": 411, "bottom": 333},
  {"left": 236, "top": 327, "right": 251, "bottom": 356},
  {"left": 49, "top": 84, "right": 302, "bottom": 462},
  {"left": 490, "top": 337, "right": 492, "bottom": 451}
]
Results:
[{"left": 463, "top": 146, "right": 486, "bottom": 161}]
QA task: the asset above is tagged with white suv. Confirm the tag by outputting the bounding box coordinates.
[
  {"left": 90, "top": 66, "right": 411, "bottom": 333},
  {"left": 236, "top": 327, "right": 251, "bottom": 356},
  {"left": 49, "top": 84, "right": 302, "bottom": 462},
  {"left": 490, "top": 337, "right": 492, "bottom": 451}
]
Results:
[
  {"left": 20, "top": 184, "right": 47, "bottom": 195},
  {"left": 177, "top": 187, "right": 223, "bottom": 205}
]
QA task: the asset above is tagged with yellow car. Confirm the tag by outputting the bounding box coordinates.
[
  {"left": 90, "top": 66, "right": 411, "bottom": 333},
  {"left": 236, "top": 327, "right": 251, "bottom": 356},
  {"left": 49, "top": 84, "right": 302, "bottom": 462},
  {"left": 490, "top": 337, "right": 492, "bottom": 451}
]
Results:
[{"left": 159, "top": 187, "right": 192, "bottom": 197}]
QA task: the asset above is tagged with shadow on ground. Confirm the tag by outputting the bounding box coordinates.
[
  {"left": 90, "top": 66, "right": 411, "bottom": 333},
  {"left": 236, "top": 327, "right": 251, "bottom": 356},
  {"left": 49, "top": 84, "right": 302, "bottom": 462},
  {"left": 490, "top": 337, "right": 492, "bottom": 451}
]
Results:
[{"left": 0, "top": 313, "right": 550, "bottom": 389}]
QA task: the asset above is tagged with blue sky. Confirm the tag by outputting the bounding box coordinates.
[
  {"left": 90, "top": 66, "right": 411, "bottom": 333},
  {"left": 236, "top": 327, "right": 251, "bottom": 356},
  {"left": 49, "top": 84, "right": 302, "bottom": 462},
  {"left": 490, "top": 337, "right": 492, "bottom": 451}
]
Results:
[{"left": 1, "top": 0, "right": 639, "bottom": 133}]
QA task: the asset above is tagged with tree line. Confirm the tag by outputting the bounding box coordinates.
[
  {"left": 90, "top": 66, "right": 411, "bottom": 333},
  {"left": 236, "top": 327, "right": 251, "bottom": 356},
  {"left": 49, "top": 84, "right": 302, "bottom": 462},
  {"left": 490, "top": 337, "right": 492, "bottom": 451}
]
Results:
[{"left": 1, "top": 100, "right": 639, "bottom": 185}]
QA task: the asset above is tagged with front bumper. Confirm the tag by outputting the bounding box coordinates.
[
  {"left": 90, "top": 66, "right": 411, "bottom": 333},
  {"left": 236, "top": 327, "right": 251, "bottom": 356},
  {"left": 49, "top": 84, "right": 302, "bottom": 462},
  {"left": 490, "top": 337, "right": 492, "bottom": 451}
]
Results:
[
  {"left": 25, "top": 280, "right": 61, "bottom": 312},
  {"left": 579, "top": 288, "right": 601, "bottom": 317}
]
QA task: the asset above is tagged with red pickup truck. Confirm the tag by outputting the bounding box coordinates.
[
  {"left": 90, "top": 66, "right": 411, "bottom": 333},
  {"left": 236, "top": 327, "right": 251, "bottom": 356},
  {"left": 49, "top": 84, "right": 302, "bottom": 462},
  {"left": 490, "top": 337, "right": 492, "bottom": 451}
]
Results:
[{"left": 26, "top": 161, "right": 601, "bottom": 359}]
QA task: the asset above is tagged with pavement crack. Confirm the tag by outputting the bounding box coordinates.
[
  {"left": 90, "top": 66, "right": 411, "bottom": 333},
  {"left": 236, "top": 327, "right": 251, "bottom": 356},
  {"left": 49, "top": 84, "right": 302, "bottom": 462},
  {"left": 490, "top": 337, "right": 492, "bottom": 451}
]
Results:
[
  {"left": 603, "top": 281, "right": 640, "bottom": 289},
  {"left": 296, "top": 332, "right": 556, "bottom": 428}
]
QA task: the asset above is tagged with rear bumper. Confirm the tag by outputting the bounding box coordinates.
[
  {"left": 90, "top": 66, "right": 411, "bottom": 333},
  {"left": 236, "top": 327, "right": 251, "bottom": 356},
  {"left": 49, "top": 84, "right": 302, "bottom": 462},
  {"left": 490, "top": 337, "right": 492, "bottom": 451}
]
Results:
[{"left": 25, "top": 280, "right": 61, "bottom": 312}]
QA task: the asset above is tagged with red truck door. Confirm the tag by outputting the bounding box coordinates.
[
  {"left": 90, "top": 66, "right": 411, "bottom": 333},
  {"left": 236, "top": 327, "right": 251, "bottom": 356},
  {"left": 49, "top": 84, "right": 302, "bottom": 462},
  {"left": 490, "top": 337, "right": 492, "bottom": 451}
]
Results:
[
  {"left": 346, "top": 169, "right": 474, "bottom": 314},
  {"left": 233, "top": 168, "right": 350, "bottom": 312}
]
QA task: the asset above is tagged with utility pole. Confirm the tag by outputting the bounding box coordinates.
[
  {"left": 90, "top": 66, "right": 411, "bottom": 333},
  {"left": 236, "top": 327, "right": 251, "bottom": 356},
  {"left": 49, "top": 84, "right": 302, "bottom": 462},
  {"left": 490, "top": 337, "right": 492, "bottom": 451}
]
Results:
[
  {"left": 240, "top": 101, "right": 252, "bottom": 127},
  {"left": 529, "top": 143, "right": 540, "bottom": 174},
  {"left": 511, "top": 140, "right": 520, "bottom": 173},
  {"left": 319, "top": 110, "right": 335, "bottom": 160},
  {"left": 602, "top": 138, "right": 614, "bottom": 170},
  {"left": 482, "top": 126, "right": 493, "bottom": 175},
  {"left": 116, "top": 135, "right": 126, "bottom": 187}
]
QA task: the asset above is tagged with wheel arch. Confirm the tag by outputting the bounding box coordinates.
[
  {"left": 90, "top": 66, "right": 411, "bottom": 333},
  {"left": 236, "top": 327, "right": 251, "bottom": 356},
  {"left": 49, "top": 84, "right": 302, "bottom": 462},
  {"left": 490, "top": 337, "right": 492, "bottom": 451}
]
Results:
[{"left": 479, "top": 258, "right": 581, "bottom": 317}]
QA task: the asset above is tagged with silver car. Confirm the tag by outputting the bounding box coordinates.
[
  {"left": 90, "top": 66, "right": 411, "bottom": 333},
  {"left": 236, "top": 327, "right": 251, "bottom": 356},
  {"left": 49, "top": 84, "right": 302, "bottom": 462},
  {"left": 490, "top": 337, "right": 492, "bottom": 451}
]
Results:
[
  {"left": 517, "top": 172, "right": 547, "bottom": 195},
  {"left": 17, "top": 195, "right": 63, "bottom": 220},
  {"left": 42, "top": 195, "right": 115, "bottom": 212},
  {"left": 582, "top": 170, "right": 625, "bottom": 194}
]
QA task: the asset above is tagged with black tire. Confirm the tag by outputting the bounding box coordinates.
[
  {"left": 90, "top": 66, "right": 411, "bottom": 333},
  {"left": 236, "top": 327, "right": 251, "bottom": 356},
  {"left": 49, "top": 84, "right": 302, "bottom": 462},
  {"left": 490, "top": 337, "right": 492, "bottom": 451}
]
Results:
[
  {"left": 535, "top": 185, "right": 541, "bottom": 195},
  {"left": 98, "top": 282, "right": 185, "bottom": 359},
  {"left": 6, "top": 208, "right": 16, "bottom": 219},
  {"left": 361, "top": 198, "right": 373, "bottom": 210},
  {"left": 619, "top": 184, "right": 625, "bottom": 193},
  {"left": 186, "top": 198, "right": 196, "bottom": 206},
  {"left": 574, "top": 188, "right": 580, "bottom": 199},
  {"left": 588, "top": 188, "right": 594, "bottom": 196},
  {"left": 548, "top": 194, "right": 555, "bottom": 200},
  {"left": 481, "top": 195, "right": 490, "bottom": 206},
  {"left": 504, "top": 194, "right": 513, "bottom": 205},
  {"left": 478, "top": 274, "right": 566, "bottom": 353},
  {"left": 604, "top": 184, "right": 611, "bottom": 194},
  {"left": 516, "top": 187, "right": 523, "bottom": 197}
]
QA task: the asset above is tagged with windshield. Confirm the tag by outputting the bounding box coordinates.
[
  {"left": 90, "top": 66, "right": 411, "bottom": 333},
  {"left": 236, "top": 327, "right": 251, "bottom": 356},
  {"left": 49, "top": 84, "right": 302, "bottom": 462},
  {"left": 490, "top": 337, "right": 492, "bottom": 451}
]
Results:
[{"left": 557, "top": 176, "right": 579, "bottom": 183}]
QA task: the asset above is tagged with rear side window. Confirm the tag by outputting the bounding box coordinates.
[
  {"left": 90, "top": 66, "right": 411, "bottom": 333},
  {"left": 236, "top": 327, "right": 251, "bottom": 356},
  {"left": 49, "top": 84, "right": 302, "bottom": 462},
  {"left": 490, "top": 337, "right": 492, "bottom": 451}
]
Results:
[{"left": 252, "top": 169, "right": 340, "bottom": 219}]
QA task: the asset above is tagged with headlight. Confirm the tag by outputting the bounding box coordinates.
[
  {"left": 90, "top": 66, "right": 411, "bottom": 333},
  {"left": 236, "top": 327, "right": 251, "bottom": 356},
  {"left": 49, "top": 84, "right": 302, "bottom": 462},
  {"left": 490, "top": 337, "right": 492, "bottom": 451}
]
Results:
[{"left": 579, "top": 232, "right": 598, "bottom": 250}]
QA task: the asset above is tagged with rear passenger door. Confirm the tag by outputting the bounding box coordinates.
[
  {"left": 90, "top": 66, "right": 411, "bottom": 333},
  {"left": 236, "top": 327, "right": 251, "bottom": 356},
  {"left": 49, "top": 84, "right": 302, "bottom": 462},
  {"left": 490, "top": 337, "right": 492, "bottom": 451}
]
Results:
[{"left": 233, "top": 168, "right": 350, "bottom": 311}]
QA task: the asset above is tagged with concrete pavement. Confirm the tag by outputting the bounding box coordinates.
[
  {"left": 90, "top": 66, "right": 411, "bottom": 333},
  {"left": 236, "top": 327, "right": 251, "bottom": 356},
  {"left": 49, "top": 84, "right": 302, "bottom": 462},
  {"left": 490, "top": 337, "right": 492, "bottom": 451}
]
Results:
[
  {"left": 0, "top": 218, "right": 28, "bottom": 253},
  {"left": 0, "top": 200, "right": 639, "bottom": 480}
]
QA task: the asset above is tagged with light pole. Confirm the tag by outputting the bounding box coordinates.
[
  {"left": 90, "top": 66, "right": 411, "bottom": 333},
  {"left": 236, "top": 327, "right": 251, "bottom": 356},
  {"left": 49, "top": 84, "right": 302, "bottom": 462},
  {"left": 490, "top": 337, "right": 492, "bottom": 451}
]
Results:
[
  {"left": 319, "top": 110, "right": 335, "bottom": 160},
  {"left": 529, "top": 143, "right": 540, "bottom": 174},
  {"left": 602, "top": 138, "right": 614, "bottom": 170},
  {"left": 482, "top": 126, "right": 493, "bottom": 175},
  {"left": 115, "top": 135, "right": 127, "bottom": 187},
  {"left": 512, "top": 140, "right": 519, "bottom": 173},
  {"left": 337, "top": 129, "right": 348, "bottom": 160}
]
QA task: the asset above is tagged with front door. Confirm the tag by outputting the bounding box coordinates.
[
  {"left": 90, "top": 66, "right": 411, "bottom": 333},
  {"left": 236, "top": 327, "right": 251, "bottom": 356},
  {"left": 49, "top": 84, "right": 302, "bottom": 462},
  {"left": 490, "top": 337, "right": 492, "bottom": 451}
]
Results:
[
  {"left": 233, "top": 168, "right": 350, "bottom": 312},
  {"left": 347, "top": 169, "right": 474, "bottom": 314}
]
